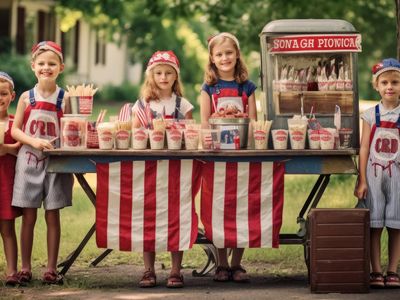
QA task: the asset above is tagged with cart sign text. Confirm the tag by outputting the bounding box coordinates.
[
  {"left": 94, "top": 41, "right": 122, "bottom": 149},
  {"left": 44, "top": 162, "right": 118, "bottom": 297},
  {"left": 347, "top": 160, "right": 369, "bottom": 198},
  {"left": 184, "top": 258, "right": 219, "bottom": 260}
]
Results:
[{"left": 268, "top": 34, "right": 362, "bottom": 53}]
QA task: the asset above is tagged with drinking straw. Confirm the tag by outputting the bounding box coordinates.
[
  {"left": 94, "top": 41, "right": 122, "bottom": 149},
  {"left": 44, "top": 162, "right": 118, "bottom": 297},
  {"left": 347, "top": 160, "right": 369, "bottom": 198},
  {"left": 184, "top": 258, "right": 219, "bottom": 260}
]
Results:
[{"left": 211, "top": 95, "right": 217, "bottom": 112}]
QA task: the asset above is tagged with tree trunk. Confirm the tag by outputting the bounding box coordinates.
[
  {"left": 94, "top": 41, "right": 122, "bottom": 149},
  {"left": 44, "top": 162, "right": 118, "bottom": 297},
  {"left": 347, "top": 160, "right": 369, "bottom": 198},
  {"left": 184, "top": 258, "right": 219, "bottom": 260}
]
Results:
[{"left": 397, "top": 0, "right": 400, "bottom": 59}]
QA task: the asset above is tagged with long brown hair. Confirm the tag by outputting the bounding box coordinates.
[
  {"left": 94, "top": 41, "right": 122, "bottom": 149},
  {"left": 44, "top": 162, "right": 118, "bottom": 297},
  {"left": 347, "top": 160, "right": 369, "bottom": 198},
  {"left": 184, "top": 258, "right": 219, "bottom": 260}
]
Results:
[
  {"left": 204, "top": 36, "right": 248, "bottom": 86},
  {"left": 140, "top": 67, "right": 184, "bottom": 102}
]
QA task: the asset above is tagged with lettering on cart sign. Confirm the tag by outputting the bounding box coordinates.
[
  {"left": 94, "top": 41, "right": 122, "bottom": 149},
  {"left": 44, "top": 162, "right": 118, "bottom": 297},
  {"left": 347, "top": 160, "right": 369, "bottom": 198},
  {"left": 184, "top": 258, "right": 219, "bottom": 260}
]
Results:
[{"left": 317, "top": 38, "right": 356, "bottom": 49}]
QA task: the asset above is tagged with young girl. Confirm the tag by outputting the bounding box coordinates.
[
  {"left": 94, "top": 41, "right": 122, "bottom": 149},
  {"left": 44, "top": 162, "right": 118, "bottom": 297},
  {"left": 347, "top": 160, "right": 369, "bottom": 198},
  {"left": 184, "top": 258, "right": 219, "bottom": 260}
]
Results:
[
  {"left": 355, "top": 58, "right": 400, "bottom": 288},
  {"left": 132, "top": 50, "right": 194, "bottom": 288},
  {"left": 0, "top": 72, "right": 21, "bottom": 286},
  {"left": 11, "top": 41, "right": 73, "bottom": 285},
  {"left": 200, "top": 32, "right": 257, "bottom": 283}
]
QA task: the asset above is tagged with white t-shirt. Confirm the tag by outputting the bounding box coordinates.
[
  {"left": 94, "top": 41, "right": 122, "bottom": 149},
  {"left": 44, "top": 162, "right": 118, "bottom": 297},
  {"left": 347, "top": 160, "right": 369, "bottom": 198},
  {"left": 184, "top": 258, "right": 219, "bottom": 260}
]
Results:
[
  {"left": 362, "top": 101, "right": 400, "bottom": 125},
  {"left": 132, "top": 93, "right": 193, "bottom": 119}
]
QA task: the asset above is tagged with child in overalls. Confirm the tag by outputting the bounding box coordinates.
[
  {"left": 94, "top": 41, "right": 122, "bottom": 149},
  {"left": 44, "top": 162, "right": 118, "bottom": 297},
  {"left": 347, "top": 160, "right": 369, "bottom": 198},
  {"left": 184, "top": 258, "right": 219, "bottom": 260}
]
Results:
[
  {"left": 200, "top": 32, "right": 257, "bottom": 282},
  {"left": 11, "top": 41, "right": 73, "bottom": 285},
  {"left": 355, "top": 58, "right": 400, "bottom": 288},
  {"left": 0, "top": 72, "right": 22, "bottom": 286},
  {"left": 132, "top": 50, "right": 194, "bottom": 288}
]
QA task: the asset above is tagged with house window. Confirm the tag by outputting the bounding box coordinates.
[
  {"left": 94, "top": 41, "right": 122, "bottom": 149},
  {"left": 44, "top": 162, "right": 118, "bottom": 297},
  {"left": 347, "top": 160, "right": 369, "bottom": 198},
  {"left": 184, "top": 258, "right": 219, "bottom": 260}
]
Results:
[
  {"left": 95, "top": 32, "right": 106, "bottom": 65},
  {"left": 16, "top": 6, "right": 26, "bottom": 54},
  {"left": 74, "top": 21, "right": 80, "bottom": 65},
  {"left": 0, "top": 7, "right": 11, "bottom": 53},
  {"left": 38, "top": 10, "right": 55, "bottom": 42}
]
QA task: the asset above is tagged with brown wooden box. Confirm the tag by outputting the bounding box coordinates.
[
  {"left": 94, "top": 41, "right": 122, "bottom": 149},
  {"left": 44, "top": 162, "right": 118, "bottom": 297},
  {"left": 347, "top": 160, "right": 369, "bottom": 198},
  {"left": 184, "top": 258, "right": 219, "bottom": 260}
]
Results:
[{"left": 307, "top": 208, "right": 370, "bottom": 293}]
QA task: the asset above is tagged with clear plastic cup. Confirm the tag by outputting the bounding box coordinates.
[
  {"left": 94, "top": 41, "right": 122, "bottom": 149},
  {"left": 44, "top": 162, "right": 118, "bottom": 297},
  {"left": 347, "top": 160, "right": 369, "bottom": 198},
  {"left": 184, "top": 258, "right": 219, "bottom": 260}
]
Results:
[
  {"left": 307, "top": 129, "right": 320, "bottom": 150},
  {"left": 149, "top": 130, "right": 165, "bottom": 150},
  {"left": 61, "top": 116, "right": 87, "bottom": 149},
  {"left": 166, "top": 128, "right": 182, "bottom": 150},
  {"left": 132, "top": 128, "right": 148, "bottom": 150},
  {"left": 86, "top": 121, "right": 99, "bottom": 149},
  {"left": 339, "top": 128, "right": 353, "bottom": 149},
  {"left": 271, "top": 129, "right": 288, "bottom": 150},
  {"left": 201, "top": 129, "right": 220, "bottom": 150}
]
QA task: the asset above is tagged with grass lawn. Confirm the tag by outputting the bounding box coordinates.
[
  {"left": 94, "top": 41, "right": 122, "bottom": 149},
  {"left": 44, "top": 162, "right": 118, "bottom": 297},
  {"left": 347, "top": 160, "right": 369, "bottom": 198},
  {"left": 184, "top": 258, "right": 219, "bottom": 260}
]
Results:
[{"left": 1, "top": 173, "right": 389, "bottom": 283}]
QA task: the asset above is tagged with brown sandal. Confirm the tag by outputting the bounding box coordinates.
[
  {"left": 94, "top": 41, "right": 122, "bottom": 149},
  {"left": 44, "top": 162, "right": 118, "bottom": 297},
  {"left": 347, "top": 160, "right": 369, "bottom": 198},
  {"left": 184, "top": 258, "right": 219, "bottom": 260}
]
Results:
[
  {"left": 139, "top": 270, "right": 156, "bottom": 288},
  {"left": 213, "top": 266, "right": 230, "bottom": 282},
  {"left": 370, "top": 272, "right": 385, "bottom": 288},
  {"left": 230, "top": 265, "right": 249, "bottom": 283},
  {"left": 385, "top": 271, "right": 400, "bottom": 288},
  {"left": 42, "top": 271, "right": 63, "bottom": 285},
  {"left": 17, "top": 270, "right": 32, "bottom": 284},
  {"left": 5, "top": 273, "right": 20, "bottom": 286},
  {"left": 166, "top": 273, "right": 184, "bottom": 288}
]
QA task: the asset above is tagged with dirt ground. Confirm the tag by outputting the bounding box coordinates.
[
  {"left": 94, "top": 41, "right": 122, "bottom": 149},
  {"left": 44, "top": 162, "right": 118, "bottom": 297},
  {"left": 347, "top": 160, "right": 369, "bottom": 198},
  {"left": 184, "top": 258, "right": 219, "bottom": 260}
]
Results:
[{"left": 1, "top": 263, "right": 398, "bottom": 300}]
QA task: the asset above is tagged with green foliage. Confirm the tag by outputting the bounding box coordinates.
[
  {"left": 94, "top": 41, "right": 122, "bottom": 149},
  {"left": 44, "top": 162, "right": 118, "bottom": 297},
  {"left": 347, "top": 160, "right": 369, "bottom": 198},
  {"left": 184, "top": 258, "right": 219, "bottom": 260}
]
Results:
[
  {"left": 96, "top": 81, "right": 140, "bottom": 103},
  {"left": 0, "top": 53, "right": 36, "bottom": 98}
]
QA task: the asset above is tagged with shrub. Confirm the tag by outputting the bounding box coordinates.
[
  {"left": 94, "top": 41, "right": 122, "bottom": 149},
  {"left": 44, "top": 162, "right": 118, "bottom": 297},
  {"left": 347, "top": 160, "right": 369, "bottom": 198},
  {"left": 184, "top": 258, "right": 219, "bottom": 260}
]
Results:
[{"left": 96, "top": 81, "right": 140, "bottom": 103}]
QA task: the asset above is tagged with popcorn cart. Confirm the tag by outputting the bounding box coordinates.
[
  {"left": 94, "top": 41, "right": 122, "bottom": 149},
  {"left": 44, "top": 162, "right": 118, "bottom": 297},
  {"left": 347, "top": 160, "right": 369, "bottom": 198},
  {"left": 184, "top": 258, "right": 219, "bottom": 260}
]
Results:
[{"left": 259, "top": 19, "right": 362, "bottom": 149}]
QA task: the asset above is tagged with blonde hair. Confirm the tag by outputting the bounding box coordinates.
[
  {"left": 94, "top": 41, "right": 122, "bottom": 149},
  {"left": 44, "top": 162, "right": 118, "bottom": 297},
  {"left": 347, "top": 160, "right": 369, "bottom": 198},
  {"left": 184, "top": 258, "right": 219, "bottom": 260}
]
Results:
[
  {"left": 140, "top": 67, "right": 183, "bottom": 102},
  {"left": 0, "top": 78, "right": 13, "bottom": 92},
  {"left": 32, "top": 49, "right": 63, "bottom": 63},
  {"left": 204, "top": 35, "right": 248, "bottom": 86}
]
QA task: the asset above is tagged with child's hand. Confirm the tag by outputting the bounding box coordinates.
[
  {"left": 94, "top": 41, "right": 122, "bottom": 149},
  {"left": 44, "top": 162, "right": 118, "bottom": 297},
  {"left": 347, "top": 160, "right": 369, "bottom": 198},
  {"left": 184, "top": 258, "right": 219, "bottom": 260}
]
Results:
[
  {"left": 354, "top": 179, "right": 368, "bottom": 200},
  {"left": 31, "top": 138, "right": 55, "bottom": 151}
]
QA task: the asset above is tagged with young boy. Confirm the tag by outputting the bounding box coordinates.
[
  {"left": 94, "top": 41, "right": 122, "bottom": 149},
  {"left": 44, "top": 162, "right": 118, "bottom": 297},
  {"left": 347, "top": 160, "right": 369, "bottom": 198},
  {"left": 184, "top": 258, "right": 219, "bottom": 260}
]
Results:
[
  {"left": 11, "top": 41, "right": 73, "bottom": 285},
  {"left": 355, "top": 58, "right": 400, "bottom": 288}
]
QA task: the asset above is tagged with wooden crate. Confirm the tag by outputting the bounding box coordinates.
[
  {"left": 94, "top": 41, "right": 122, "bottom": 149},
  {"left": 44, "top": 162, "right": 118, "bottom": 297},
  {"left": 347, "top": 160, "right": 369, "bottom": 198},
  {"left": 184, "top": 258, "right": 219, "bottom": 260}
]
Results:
[
  {"left": 274, "top": 91, "right": 353, "bottom": 115},
  {"left": 307, "top": 208, "right": 370, "bottom": 293}
]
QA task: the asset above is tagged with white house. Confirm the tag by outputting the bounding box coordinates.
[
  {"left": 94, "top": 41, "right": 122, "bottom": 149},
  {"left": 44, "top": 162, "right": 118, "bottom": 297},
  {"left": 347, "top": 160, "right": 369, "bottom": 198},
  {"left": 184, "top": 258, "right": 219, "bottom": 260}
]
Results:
[{"left": 1, "top": 0, "right": 141, "bottom": 86}]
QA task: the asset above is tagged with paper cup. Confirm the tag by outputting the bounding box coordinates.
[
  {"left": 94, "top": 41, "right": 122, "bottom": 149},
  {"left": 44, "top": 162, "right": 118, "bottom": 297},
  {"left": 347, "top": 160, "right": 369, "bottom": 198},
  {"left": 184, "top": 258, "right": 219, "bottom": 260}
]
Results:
[
  {"left": 307, "top": 129, "right": 320, "bottom": 150},
  {"left": 149, "top": 130, "right": 165, "bottom": 150},
  {"left": 166, "top": 129, "right": 182, "bottom": 150},
  {"left": 320, "top": 128, "right": 336, "bottom": 150},
  {"left": 184, "top": 128, "right": 200, "bottom": 150},
  {"left": 254, "top": 129, "right": 268, "bottom": 150},
  {"left": 97, "top": 122, "right": 116, "bottom": 150},
  {"left": 115, "top": 129, "right": 131, "bottom": 149},
  {"left": 0, "top": 121, "right": 5, "bottom": 145},
  {"left": 288, "top": 119, "right": 307, "bottom": 150},
  {"left": 339, "top": 128, "right": 353, "bottom": 149},
  {"left": 132, "top": 128, "right": 148, "bottom": 150},
  {"left": 271, "top": 129, "right": 288, "bottom": 150},
  {"left": 61, "top": 116, "right": 87, "bottom": 149}
]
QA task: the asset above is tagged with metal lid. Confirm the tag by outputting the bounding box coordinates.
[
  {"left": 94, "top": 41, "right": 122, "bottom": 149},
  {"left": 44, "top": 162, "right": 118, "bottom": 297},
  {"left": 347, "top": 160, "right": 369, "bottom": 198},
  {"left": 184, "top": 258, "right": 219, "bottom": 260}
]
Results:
[{"left": 260, "top": 19, "right": 357, "bottom": 35}]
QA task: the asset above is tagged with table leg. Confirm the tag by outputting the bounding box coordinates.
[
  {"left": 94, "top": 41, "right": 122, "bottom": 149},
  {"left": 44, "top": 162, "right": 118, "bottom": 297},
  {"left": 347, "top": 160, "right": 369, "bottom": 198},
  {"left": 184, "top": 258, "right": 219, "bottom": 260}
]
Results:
[
  {"left": 58, "top": 224, "right": 96, "bottom": 275},
  {"left": 58, "top": 174, "right": 104, "bottom": 275}
]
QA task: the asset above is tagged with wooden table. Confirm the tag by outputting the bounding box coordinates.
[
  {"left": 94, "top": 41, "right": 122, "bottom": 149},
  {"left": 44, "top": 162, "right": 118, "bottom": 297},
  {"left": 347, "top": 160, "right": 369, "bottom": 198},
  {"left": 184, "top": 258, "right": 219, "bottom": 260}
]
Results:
[{"left": 45, "top": 149, "right": 358, "bottom": 275}]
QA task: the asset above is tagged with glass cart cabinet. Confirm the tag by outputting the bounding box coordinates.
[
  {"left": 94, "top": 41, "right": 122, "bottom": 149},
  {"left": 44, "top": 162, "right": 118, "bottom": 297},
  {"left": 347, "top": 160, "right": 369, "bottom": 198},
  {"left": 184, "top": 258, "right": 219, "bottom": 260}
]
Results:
[{"left": 259, "top": 19, "right": 362, "bottom": 149}]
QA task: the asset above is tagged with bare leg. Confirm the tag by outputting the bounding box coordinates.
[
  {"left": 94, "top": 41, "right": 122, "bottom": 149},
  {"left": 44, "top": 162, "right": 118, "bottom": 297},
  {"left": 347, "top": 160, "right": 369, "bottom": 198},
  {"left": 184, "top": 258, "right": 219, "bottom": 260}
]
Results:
[
  {"left": 217, "top": 248, "right": 229, "bottom": 267},
  {"left": 170, "top": 251, "right": 183, "bottom": 275},
  {"left": 370, "top": 228, "right": 383, "bottom": 273},
  {"left": 0, "top": 220, "right": 18, "bottom": 276},
  {"left": 20, "top": 208, "right": 37, "bottom": 272},
  {"left": 45, "top": 209, "right": 60, "bottom": 272},
  {"left": 387, "top": 228, "right": 400, "bottom": 273},
  {"left": 230, "top": 248, "right": 245, "bottom": 267},
  {"left": 143, "top": 251, "right": 156, "bottom": 272}
]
